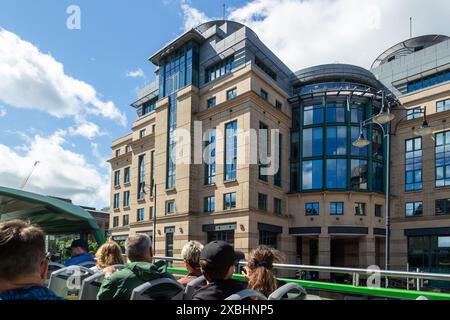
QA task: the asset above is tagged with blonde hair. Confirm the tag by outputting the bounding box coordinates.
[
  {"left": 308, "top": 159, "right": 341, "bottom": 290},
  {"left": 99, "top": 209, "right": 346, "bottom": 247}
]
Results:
[
  {"left": 246, "top": 246, "right": 284, "bottom": 297},
  {"left": 95, "top": 240, "right": 124, "bottom": 269},
  {"left": 181, "top": 241, "right": 204, "bottom": 268}
]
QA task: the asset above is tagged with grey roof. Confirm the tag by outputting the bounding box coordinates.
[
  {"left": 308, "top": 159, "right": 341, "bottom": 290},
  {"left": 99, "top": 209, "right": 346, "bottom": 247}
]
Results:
[{"left": 371, "top": 35, "right": 450, "bottom": 69}]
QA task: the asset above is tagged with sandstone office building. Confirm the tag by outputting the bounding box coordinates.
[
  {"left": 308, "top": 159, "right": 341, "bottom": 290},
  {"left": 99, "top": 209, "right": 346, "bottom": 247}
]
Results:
[{"left": 108, "top": 21, "right": 450, "bottom": 275}]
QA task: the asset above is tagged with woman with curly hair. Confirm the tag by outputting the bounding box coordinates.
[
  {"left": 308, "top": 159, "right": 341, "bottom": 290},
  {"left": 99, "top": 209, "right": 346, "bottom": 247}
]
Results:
[
  {"left": 91, "top": 240, "right": 125, "bottom": 272},
  {"left": 241, "top": 245, "right": 284, "bottom": 297}
]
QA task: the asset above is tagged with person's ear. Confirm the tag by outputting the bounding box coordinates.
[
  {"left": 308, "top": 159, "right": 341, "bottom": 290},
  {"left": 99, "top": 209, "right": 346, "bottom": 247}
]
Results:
[{"left": 40, "top": 259, "right": 49, "bottom": 280}]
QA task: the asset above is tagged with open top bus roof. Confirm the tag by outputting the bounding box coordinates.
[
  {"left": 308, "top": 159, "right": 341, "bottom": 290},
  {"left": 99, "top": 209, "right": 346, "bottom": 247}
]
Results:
[{"left": 0, "top": 186, "right": 105, "bottom": 244}]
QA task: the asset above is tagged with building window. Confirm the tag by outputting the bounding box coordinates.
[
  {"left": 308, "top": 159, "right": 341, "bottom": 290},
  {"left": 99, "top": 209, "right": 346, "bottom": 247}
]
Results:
[
  {"left": 436, "top": 131, "right": 450, "bottom": 188},
  {"left": 124, "top": 167, "right": 130, "bottom": 184},
  {"left": 275, "top": 100, "right": 282, "bottom": 111},
  {"left": 351, "top": 127, "right": 368, "bottom": 156},
  {"left": 204, "top": 196, "right": 215, "bottom": 213},
  {"left": 259, "top": 231, "right": 278, "bottom": 248},
  {"left": 139, "top": 129, "right": 146, "bottom": 139},
  {"left": 224, "top": 193, "right": 236, "bottom": 211},
  {"left": 406, "top": 137, "right": 423, "bottom": 191},
  {"left": 274, "top": 198, "right": 282, "bottom": 215},
  {"left": 113, "top": 193, "right": 120, "bottom": 209},
  {"left": 302, "top": 160, "right": 323, "bottom": 190},
  {"left": 406, "top": 109, "right": 423, "bottom": 120},
  {"left": 204, "top": 129, "right": 216, "bottom": 185},
  {"left": 258, "top": 193, "right": 268, "bottom": 211},
  {"left": 207, "top": 230, "right": 235, "bottom": 245},
  {"left": 350, "top": 159, "right": 368, "bottom": 191},
  {"left": 260, "top": 89, "right": 268, "bottom": 101},
  {"left": 123, "top": 215, "right": 129, "bottom": 226},
  {"left": 259, "top": 122, "right": 269, "bottom": 182},
  {"left": 303, "top": 104, "right": 324, "bottom": 126},
  {"left": 375, "top": 204, "right": 383, "bottom": 218},
  {"left": 274, "top": 133, "right": 282, "bottom": 187},
  {"left": 207, "top": 97, "right": 216, "bottom": 109},
  {"left": 224, "top": 121, "right": 237, "bottom": 181},
  {"left": 435, "top": 199, "right": 450, "bottom": 216},
  {"left": 165, "top": 228, "right": 174, "bottom": 258},
  {"left": 137, "top": 154, "right": 146, "bottom": 200},
  {"left": 113, "top": 216, "right": 119, "bottom": 228},
  {"left": 407, "top": 69, "right": 450, "bottom": 93},
  {"left": 326, "top": 103, "right": 346, "bottom": 123},
  {"left": 302, "top": 127, "right": 323, "bottom": 158},
  {"left": 166, "top": 95, "right": 177, "bottom": 189},
  {"left": 306, "top": 203, "right": 319, "bottom": 216},
  {"left": 205, "top": 56, "right": 234, "bottom": 83},
  {"left": 406, "top": 202, "right": 423, "bottom": 217},
  {"left": 114, "top": 170, "right": 120, "bottom": 186},
  {"left": 137, "top": 208, "right": 145, "bottom": 222},
  {"left": 351, "top": 104, "right": 364, "bottom": 124},
  {"left": 142, "top": 99, "right": 156, "bottom": 115},
  {"left": 125, "top": 145, "right": 132, "bottom": 153},
  {"left": 330, "top": 202, "right": 344, "bottom": 216},
  {"left": 255, "top": 57, "right": 277, "bottom": 81},
  {"left": 327, "top": 159, "right": 347, "bottom": 189},
  {"left": 327, "top": 126, "right": 347, "bottom": 156},
  {"left": 166, "top": 201, "right": 175, "bottom": 215},
  {"left": 227, "top": 88, "right": 237, "bottom": 100},
  {"left": 123, "top": 191, "right": 130, "bottom": 207},
  {"left": 437, "top": 99, "right": 450, "bottom": 113},
  {"left": 354, "top": 203, "right": 366, "bottom": 216},
  {"left": 115, "top": 149, "right": 121, "bottom": 157},
  {"left": 149, "top": 207, "right": 154, "bottom": 220},
  {"left": 150, "top": 151, "right": 155, "bottom": 196}
]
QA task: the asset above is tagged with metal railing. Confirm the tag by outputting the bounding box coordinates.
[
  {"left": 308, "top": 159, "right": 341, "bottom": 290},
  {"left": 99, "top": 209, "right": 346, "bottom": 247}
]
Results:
[{"left": 154, "top": 256, "right": 450, "bottom": 294}]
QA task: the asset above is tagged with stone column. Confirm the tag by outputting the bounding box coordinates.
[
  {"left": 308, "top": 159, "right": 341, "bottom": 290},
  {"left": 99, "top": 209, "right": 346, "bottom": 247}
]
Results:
[
  {"left": 359, "top": 236, "right": 376, "bottom": 268},
  {"left": 318, "top": 236, "right": 331, "bottom": 280},
  {"left": 301, "top": 238, "right": 310, "bottom": 265}
]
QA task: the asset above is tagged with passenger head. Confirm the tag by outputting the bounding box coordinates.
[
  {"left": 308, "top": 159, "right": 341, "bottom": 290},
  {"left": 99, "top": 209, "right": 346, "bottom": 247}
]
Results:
[
  {"left": 199, "top": 241, "right": 244, "bottom": 283},
  {"left": 0, "top": 220, "right": 48, "bottom": 288},
  {"left": 125, "top": 234, "right": 153, "bottom": 263},
  {"left": 245, "top": 246, "right": 284, "bottom": 297},
  {"left": 95, "top": 240, "right": 125, "bottom": 269},
  {"left": 181, "top": 241, "right": 204, "bottom": 273},
  {"left": 68, "top": 239, "right": 89, "bottom": 257}
]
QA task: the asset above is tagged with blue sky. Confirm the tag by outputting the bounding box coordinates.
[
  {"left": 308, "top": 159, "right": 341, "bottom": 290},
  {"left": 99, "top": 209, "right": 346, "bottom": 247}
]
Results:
[{"left": 0, "top": 0, "right": 448, "bottom": 209}]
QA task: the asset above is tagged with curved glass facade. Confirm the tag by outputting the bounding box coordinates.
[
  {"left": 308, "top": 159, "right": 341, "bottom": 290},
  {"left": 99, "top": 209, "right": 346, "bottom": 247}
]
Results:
[{"left": 290, "top": 88, "right": 385, "bottom": 194}]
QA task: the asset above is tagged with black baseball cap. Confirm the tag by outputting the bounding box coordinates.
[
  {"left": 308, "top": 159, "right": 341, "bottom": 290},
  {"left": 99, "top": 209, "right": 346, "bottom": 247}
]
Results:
[
  {"left": 200, "top": 241, "right": 245, "bottom": 267},
  {"left": 67, "top": 239, "right": 88, "bottom": 250}
]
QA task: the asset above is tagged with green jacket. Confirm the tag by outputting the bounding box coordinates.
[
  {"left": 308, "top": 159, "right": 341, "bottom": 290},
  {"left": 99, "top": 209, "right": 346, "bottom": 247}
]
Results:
[{"left": 97, "top": 261, "right": 175, "bottom": 300}]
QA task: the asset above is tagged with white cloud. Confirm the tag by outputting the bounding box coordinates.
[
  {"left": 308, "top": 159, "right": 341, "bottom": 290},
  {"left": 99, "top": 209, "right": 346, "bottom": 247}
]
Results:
[
  {"left": 181, "top": 0, "right": 210, "bottom": 31},
  {"left": 0, "top": 106, "right": 6, "bottom": 117},
  {"left": 126, "top": 68, "right": 145, "bottom": 78},
  {"left": 68, "top": 121, "right": 105, "bottom": 140},
  {"left": 0, "top": 28, "right": 127, "bottom": 126},
  {"left": 0, "top": 130, "right": 109, "bottom": 208},
  {"left": 182, "top": 0, "right": 450, "bottom": 70}
]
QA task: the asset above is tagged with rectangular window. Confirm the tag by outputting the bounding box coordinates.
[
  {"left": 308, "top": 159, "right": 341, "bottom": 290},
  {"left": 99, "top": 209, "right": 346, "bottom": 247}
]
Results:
[
  {"left": 274, "top": 133, "right": 282, "bottom": 187},
  {"left": 354, "top": 203, "right": 366, "bottom": 216},
  {"left": 123, "top": 215, "right": 129, "bottom": 226},
  {"left": 327, "top": 159, "right": 347, "bottom": 189},
  {"left": 114, "top": 170, "right": 121, "bottom": 186},
  {"left": 207, "top": 97, "right": 217, "bottom": 109},
  {"left": 142, "top": 99, "right": 156, "bottom": 115},
  {"left": 207, "top": 230, "right": 235, "bottom": 246},
  {"left": 165, "top": 229, "right": 174, "bottom": 258},
  {"left": 302, "top": 127, "right": 323, "bottom": 158},
  {"left": 166, "top": 201, "right": 175, "bottom": 215},
  {"left": 406, "top": 109, "right": 423, "bottom": 120},
  {"left": 435, "top": 199, "right": 450, "bottom": 216},
  {"left": 113, "top": 216, "right": 119, "bottom": 228},
  {"left": 259, "top": 230, "right": 278, "bottom": 248},
  {"left": 260, "top": 89, "right": 268, "bottom": 101},
  {"left": 303, "top": 104, "right": 324, "bottom": 126},
  {"left": 350, "top": 159, "right": 368, "bottom": 191},
  {"left": 124, "top": 167, "right": 130, "bottom": 184},
  {"left": 405, "top": 137, "right": 423, "bottom": 191},
  {"left": 204, "top": 196, "right": 215, "bottom": 213},
  {"left": 437, "top": 99, "right": 450, "bottom": 113},
  {"left": 326, "top": 103, "right": 346, "bottom": 123},
  {"left": 149, "top": 207, "right": 154, "bottom": 220},
  {"left": 406, "top": 202, "right": 423, "bottom": 217},
  {"left": 205, "top": 56, "right": 234, "bottom": 83},
  {"left": 166, "top": 95, "right": 177, "bottom": 189},
  {"left": 204, "top": 129, "right": 216, "bottom": 185},
  {"left": 330, "top": 202, "right": 344, "bottom": 216},
  {"left": 113, "top": 193, "right": 120, "bottom": 209},
  {"left": 327, "top": 126, "right": 347, "bottom": 156},
  {"left": 302, "top": 160, "right": 323, "bottom": 190},
  {"left": 139, "top": 129, "right": 146, "bottom": 139},
  {"left": 123, "top": 191, "right": 130, "bottom": 207},
  {"left": 259, "top": 122, "right": 269, "bottom": 182},
  {"left": 274, "top": 198, "right": 282, "bottom": 215},
  {"left": 224, "top": 193, "right": 236, "bottom": 211},
  {"left": 375, "top": 204, "right": 383, "bottom": 218},
  {"left": 225, "top": 121, "right": 237, "bottom": 181},
  {"left": 125, "top": 145, "right": 132, "bottom": 153},
  {"left": 227, "top": 88, "right": 237, "bottom": 100},
  {"left": 137, "top": 208, "right": 145, "bottom": 222},
  {"left": 435, "top": 131, "right": 450, "bottom": 188},
  {"left": 305, "top": 203, "right": 319, "bottom": 216},
  {"left": 115, "top": 149, "right": 121, "bottom": 157},
  {"left": 150, "top": 151, "right": 155, "bottom": 195},
  {"left": 255, "top": 57, "right": 277, "bottom": 81},
  {"left": 138, "top": 154, "right": 146, "bottom": 200},
  {"left": 275, "top": 100, "right": 282, "bottom": 111},
  {"left": 258, "top": 193, "right": 268, "bottom": 211}
]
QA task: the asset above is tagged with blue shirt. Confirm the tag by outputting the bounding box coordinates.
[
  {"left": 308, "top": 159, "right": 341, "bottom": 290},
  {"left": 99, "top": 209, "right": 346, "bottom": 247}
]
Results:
[
  {"left": 64, "top": 252, "right": 95, "bottom": 268},
  {"left": 0, "top": 286, "right": 65, "bottom": 300}
]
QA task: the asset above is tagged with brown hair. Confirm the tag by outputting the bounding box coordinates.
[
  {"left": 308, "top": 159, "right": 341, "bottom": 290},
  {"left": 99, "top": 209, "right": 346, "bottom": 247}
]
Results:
[
  {"left": 95, "top": 240, "right": 124, "bottom": 269},
  {"left": 199, "top": 259, "right": 232, "bottom": 283},
  {"left": 0, "top": 220, "right": 46, "bottom": 281},
  {"left": 246, "top": 246, "right": 284, "bottom": 297}
]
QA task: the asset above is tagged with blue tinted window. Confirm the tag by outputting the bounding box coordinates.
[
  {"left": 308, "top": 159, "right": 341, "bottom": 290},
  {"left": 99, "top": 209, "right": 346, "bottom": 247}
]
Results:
[
  {"left": 327, "top": 126, "right": 347, "bottom": 156},
  {"left": 306, "top": 203, "right": 319, "bottom": 215},
  {"left": 302, "top": 160, "right": 323, "bottom": 190},
  {"left": 137, "top": 208, "right": 145, "bottom": 222},
  {"left": 327, "top": 159, "right": 347, "bottom": 189},
  {"left": 435, "top": 131, "right": 450, "bottom": 188},
  {"left": 330, "top": 202, "right": 344, "bottom": 215},
  {"left": 225, "top": 121, "right": 238, "bottom": 181},
  {"left": 204, "top": 129, "right": 216, "bottom": 185},
  {"left": 303, "top": 104, "right": 324, "bottom": 126},
  {"left": 302, "top": 127, "right": 323, "bottom": 158},
  {"left": 351, "top": 127, "right": 368, "bottom": 156},
  {"left": 204, "top": 196, "right": 215, "bottom": 213},
  {"left": 326, "top": 103, "right": 346, "bottom": 123},
  {"left": 350, "top": 159, "right": 368, "bottom": 190},
  {"left": 405, "top": 137, "right": 423, "bottom": 191}
]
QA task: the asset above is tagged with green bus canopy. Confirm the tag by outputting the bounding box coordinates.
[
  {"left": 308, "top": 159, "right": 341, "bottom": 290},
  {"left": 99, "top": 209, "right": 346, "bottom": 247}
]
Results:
[{"left": 0, "top": 186, "right": 105, "bottom": 243}]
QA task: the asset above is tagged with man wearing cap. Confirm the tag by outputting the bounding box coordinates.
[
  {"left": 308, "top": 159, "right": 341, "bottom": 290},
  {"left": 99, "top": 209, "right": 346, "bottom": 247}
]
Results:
[
  {"left": 64, "top": 239, "right": 95, "bottom": 268},
  {"left": 192, "top": 241, "right": 247, "bottom": 300}
]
